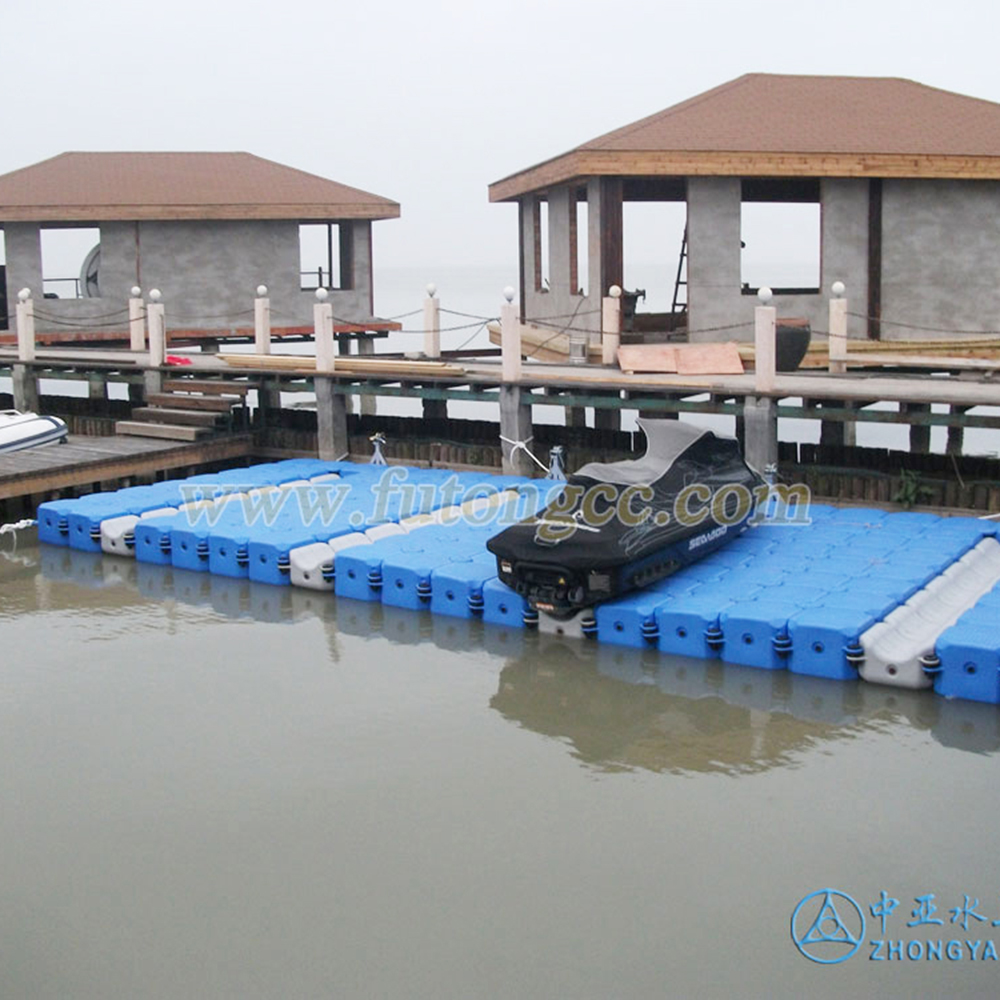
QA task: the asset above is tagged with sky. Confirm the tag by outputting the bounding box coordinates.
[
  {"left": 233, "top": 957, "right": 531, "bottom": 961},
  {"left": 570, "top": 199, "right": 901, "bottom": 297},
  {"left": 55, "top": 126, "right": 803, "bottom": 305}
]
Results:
[{"left": 2, "top": 0, "right": 1000, "bottom": 287}]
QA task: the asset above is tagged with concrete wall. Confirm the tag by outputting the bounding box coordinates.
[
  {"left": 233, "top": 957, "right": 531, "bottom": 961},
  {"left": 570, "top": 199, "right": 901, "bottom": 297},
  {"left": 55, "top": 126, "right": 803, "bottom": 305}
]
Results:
[
  {"left": 686, "top": 177, "right": 869, "bottom": 342},
  {"left": 882, "top": 179, "right": 1000, "bottom": 339},
  {"left": 519, "top": 182, "right": 601, "bottom": 336},
  {"left": 4, "top": 219, "right": 376, "bottom": 332}
]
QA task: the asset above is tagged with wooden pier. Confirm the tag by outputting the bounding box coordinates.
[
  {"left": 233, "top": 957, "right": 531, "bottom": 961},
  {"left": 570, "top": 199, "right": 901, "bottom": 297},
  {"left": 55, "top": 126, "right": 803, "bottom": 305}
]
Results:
[
  {"left": 2, "top": 282, "right": 999, "bottom": 516},
  {"left": 0, "top": 432, "right": 253, "bottom": 510}
]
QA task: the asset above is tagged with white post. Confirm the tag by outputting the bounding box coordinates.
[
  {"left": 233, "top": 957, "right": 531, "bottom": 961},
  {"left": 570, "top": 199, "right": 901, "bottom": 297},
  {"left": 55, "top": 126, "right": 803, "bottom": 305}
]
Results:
[
  {"left": 15, "top": 288, "right": 35, "bottom": 362},
  {"left": 147, "top": 289, "right": 166, "bottom": 367},
  {"left": 829, "top": 281, "right": 847, "bottom": 374},
  {"left": 254, "top": 284, "right": 272, "bottom": 355},
  {"left": 602, "top": 284, "right": 622, "bottom": 366},
  {"left": 128, "top": 287, "right": 145, "bottom": 352},
  {"left": 753, "top": 287, "right": 776, "bottom": 393},
  {"left": 314, "top": 288, "right": 336, "bottom": 373},
  {"left": 423, "top": 283, "right": 440, "bottom": 359},
  {"left": 500, "top": 286, "right": 520, "bottom": 382}
]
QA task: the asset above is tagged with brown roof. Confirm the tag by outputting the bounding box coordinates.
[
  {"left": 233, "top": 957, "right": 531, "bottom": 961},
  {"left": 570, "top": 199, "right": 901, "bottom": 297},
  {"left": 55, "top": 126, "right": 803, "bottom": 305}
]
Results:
[
  {"left": 490, "top": 74, "right": 1000, "bottom": 200},
  {"left": 0, "top": 152, "right": 400, "bottom": 222}
]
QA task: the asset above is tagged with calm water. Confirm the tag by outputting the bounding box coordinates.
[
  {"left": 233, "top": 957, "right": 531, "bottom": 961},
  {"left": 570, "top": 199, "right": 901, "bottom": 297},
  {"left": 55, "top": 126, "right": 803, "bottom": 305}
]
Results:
[{"left": 2, "top": 534, "right": 999, "bottom": 998}]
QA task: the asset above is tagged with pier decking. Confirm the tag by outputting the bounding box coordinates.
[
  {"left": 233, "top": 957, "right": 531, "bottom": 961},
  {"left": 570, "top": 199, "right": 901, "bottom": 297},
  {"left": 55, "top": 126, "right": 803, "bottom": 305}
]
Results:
[{"left": 0, "top": 433, "right": 253, "bottom": 503}]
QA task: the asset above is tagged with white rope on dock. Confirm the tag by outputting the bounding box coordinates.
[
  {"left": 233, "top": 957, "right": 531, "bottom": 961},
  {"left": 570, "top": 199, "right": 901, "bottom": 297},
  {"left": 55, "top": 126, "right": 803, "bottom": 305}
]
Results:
[
  {"left": 0, "top": 518, "right": 36, "bottom": 535},
  {"left": 499, "top": 434, "right": 549, "bottom": 473},
  {"left": 0, "top": 518, "right": 36, "bottom": 553}
]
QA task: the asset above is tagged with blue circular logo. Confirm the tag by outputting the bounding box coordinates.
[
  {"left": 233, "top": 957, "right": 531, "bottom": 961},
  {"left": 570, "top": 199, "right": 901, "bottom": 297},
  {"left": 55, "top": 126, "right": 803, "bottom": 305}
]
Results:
[{"left": 790, "top": 889, "right": 866, "bottom": 964}]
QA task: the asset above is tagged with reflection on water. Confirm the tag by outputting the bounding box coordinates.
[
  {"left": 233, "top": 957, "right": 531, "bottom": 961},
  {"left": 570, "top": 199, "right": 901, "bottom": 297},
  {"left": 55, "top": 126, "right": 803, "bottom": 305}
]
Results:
[{"left": 10, "top": 537, "right": 999, "bottom": 773}]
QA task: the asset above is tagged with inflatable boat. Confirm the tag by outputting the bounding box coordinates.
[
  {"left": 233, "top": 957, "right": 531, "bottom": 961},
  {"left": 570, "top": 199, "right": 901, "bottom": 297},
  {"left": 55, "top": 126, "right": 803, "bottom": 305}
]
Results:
[
  {"left": 0, "top": 410, "right": 69, "bottom": 453},
  {"left": 487, "top": 419, "right": 763, "bottom": 618}
]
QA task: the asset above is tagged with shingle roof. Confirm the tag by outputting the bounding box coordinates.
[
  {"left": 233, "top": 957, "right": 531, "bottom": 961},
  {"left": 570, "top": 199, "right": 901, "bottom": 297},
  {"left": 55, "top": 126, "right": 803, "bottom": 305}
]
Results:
[
  {"left": 490, "top": 74, "right": 1000, "bottom": 200},
  {"left": 0, "top": 152, "right": 400, "bottom": 222}
]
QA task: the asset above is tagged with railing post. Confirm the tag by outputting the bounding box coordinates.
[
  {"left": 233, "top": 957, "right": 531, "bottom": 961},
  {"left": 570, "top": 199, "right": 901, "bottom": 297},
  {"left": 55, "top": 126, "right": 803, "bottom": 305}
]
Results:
[
  {"left": 753, "top": 287, "right": 776, "bottom": 393},
  {"left": 15, "top": 288, "right": 35, "bottom": 362},
  {"left": 128, "top": 287, "right": 145, "bottom": 352},
  {"left": 501, "top": 285, "right": 521, "bottom": 382},
  {"left": 828, "top": 281, "right": 847, "bottom": 375},
  {"left": 602, "top": 284, "right": 622, "bottom": 366},
  {"left": 314, "top": 288, "right": 336, "bottom": 373},
  {"left": 254, "top": 284, "right": 272, "bottom": 355},
  {"left": 146, "top": 289, "right": 166, "bottom": 367},
  {"left": 423, "top": 283, "right": 440, "bottom": 359}
]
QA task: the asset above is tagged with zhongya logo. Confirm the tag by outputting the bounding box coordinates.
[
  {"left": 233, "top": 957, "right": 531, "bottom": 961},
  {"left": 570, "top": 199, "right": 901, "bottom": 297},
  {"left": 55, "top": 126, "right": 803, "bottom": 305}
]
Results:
[{"left": 791, "top": 889, "right": 866, "bottom": 964}]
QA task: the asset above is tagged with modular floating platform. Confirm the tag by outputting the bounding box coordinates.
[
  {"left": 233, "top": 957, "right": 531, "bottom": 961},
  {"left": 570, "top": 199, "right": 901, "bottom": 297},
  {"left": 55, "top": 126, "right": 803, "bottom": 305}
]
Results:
[{"left": 34, "top": 459, "right": 1000, "bottom": 705}]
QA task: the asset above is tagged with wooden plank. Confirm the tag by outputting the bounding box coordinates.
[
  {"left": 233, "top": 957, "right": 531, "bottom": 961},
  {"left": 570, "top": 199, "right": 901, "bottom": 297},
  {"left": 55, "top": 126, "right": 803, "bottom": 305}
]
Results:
[
  {"left": 115, "top": 422, "right": 210, "bottom": 441},
  {"left": 0, "top": 435, "right": 253, "bottom": 501},
  {"left": 131, "top": 408, "right": 224, "bottom": 426},
  {"left": 162, "top": 378, "right": 252, "bottom": 395},
  {"left": 842, "top": 352, "right": 1000, "bottom": 371},
  {"left": 146, "top": 393, "right": 237, "bottom": 412},
  {"left": 217, "top": 353, "right": 465, "bottom": 377}
]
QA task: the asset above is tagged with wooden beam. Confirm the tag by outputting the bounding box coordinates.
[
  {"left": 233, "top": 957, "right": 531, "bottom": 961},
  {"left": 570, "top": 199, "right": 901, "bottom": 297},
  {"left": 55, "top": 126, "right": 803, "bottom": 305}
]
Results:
[
  {"left": 488, "top": 150, "right": 1000, "bottom": 202},
  {"left": 868, "top": 178, "right": 883, "bottom": 340},
  {"left": 599, "top": 177, "right": 623, "bottom": 297},
  {"left": 0, "top": 203, "right": 400, "bottom": 222}
]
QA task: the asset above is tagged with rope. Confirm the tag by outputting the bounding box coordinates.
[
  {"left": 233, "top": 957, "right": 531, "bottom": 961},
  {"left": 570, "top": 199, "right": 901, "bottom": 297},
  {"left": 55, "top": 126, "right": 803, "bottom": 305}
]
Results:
[
  {"left": 26, "top": 314, "right": 133, "bottom": 330},
  {"left": 0, "top": 518, "right": 35, "bottom": 534},
  {"left": 168, "top": 308, "right": 257, "bottom": 322},
  {"left": 32, "top": 306, "right": 132, "bottom": 322},
  {"left": 0, "top": 518, "right": 35, "bottom": 552},
  {"left": 523, "top": 296, "right": 590, "bottom": 359},
  {"left": 525, "top": 307, "right": 601, "bottom": 322},
  {"left": 449, "top": 321, "right": 490, "bottom": 353},
  {"left": 439, "top": 307, "right": 496, "bottom": 322},
  {"left": 499, "top": 434, "right": 548, "bottom": 472}
]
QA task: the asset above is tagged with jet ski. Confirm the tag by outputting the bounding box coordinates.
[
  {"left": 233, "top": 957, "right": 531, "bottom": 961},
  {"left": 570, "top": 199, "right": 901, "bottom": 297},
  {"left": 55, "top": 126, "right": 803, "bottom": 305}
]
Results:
[
  {"left": 0, "top": 410, "right": 69, "bottom": 453},
  {"left": 486, "top": 419, "right": 764, "bottom": 619}
]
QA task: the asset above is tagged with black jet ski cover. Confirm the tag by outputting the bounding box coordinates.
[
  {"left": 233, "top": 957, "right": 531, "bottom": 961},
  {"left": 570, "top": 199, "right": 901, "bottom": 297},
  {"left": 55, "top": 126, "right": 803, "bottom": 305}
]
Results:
[{"left": 486, "top": 418, "right": 764, "bottom": 618}]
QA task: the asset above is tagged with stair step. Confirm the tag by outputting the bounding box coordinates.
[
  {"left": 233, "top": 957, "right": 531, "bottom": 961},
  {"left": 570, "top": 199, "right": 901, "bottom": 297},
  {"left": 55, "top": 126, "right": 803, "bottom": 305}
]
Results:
[
  {"left": 162, "top": 378, "right": 251, "bottom": 396},
  {"left": 146, "top": 393, "right": 237, "bottom": 412},
  {"left": 115, "top": 421, "right": 211, "bottom": 441},
  {"left": 131, "top": 407, "right": 224, "bottom": 427}
]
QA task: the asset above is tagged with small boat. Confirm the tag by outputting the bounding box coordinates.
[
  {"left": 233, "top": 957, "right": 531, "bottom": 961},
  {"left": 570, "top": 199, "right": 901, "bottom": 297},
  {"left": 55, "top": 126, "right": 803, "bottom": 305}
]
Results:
[
  {"left": 486, "top": 419, "right": 763, "bottom": 618},
  {"left": 0, "top": 410, "right": 69, "bottom": 453}
]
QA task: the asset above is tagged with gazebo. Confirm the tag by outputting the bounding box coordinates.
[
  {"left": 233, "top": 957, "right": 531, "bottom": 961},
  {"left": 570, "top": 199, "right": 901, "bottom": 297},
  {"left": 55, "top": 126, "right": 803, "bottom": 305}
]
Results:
[
  {"left": 490, "top": 74, "right": 1000, "bottom": 343},
  {"left": 0, "top": 151, "right": 399, "bottom": 333}
]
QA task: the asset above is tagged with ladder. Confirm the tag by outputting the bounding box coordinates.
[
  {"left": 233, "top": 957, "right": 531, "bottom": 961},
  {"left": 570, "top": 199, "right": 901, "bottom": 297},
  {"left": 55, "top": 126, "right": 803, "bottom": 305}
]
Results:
[{"left": 671, "top": 226, "right": 688, "bottom": 314}]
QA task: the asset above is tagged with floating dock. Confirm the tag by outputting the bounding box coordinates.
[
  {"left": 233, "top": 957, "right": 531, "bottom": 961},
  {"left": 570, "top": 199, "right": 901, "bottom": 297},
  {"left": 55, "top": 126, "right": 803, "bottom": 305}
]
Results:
[{"left": 34, "top": 460, "right": 1000, "bottom": 705}]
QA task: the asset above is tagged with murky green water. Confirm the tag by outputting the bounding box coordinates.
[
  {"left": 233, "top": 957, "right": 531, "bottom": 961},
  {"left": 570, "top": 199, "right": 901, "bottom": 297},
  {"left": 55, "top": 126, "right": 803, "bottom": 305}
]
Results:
[{"left": 2, "top": 535, "right": 999, "bottom": 998}]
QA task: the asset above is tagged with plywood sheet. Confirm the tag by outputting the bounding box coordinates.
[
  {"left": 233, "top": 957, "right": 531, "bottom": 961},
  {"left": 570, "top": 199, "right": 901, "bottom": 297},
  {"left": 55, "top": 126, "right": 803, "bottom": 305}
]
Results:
[
  {"left": 674, "top": 342, "right": 745, "bottom": 375},
  {"left": 616, "top": 345, "right": 678, "bottom": 374},
  {"left": 617, "top": 342, "right": 744, "bottom": 375}
]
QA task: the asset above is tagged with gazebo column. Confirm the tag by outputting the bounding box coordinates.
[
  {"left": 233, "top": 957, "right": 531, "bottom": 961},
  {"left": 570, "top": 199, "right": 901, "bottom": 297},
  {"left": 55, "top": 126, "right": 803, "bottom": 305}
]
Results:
[{"left": 686, "top": 177, "right": 741, "bottom": 342}]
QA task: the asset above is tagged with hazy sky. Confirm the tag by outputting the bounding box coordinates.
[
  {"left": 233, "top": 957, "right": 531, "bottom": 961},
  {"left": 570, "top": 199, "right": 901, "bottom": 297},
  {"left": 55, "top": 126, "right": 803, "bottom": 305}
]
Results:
[{"left": 3, "top": 0, "right": 999, "bottom": 279}]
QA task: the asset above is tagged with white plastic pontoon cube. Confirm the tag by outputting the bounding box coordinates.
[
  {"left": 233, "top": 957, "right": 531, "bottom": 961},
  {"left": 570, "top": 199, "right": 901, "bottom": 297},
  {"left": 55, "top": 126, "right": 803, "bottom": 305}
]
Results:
[
  {"left": 100, "top": 515, "right": 140, "bottom": 556},
  {"left": 859, "top": 537, "right": 1000, "bottom": 689},
  {"left": 100, "top": 506, "right": 178, "bottom": 557},
  {"left": 289, "top": 542, "right": 336, "bottom": 591}
]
